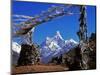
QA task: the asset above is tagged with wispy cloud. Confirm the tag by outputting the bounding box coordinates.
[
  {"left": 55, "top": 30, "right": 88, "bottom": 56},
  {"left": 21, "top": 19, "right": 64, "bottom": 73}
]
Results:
[
  {"left": 13, "top": 19, "right": 28, "bottom": 22},
  {"left": 12, "top": 14, "right": 34, "bottom": 19}
]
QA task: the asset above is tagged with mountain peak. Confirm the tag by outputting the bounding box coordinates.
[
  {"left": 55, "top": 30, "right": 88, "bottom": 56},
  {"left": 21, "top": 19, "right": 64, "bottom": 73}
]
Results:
[
  {"left": 69, "top": 39, "right": 78, "bottom": 44},
  {"left": 56, "top": 31, "right": 60, "bottom": 35},
  {"left": 55, "top": 31, "right": 63, "bottom": 40}
]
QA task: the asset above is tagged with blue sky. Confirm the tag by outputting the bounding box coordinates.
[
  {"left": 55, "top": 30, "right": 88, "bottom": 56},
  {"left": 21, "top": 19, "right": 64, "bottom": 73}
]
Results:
[{"left": 12, "top": 1, "right": 96, "bottom": 44}]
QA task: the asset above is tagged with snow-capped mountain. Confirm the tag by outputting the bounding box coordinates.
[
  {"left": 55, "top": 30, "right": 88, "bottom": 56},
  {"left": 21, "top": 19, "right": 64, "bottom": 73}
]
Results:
[
  {"left": 40, "top": 31, "right": 65, "bottom": 50},
  {"left": 40, "top": 31, "right": 78, "bottom": 63},
  {"left": 12, "top": 42, "right": 21, "bottom": 65}
]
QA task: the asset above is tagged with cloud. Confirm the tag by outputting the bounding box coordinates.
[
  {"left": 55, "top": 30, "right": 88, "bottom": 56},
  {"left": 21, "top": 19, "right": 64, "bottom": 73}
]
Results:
[
  {"left": 13, "top": 19, "right": 28, "bottom": 22},
  {"left": 12, "top": 14, "right": 34, "bottom": 19}
]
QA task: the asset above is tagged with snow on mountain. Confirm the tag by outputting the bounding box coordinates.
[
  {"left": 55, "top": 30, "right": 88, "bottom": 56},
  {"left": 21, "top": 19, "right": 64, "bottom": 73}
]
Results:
[
  {"left": 65, "top": 39, "right": 78, "bottom": 44},
  {"left": 53, "top": 31, "right": 65, "bottom": 47},
  {"left": 40, "top": 31, "right": 64, "bottom": 51},
  {"left": 12, "top": 42, "right": 21, "bottom": 54},
  {"left": 12, "top": 42, "right": 21, "bottom": 65},
  {"left": 54, "top": 31, "right": 64, "bottom": 41},
  {"left": 48, "top": 42, "right": 61, "bottom": 51},
  {"left": 40, "top": 31, "right": 78, "bottom": 63}
]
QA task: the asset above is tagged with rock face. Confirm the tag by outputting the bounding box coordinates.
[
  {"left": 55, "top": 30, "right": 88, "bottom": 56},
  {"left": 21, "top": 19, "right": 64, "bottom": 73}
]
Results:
[
  {"left": 62, "top": 46, "right": 82, "bottom": 70},
  {"left": 17, "top": 44, "right": 39, "bottom": 66},
  {"left": 61, "top": 33, "right": 96, "bottom": 70},
  {"left": 88, "top": 33, "right": 96, "bottom": 69}
]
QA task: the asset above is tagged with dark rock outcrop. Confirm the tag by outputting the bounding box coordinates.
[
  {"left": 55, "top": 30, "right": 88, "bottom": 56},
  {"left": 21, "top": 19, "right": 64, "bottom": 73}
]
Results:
[
  {"left": 62, "top": 46, "right": 82, "bottom": 70},
  {"left": 17, "top": 44, "right": 39, "bottom": 66}
]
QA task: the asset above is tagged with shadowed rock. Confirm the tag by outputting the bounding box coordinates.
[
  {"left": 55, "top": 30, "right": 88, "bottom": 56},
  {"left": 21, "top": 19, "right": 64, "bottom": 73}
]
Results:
[{"left": 17, "top": 44, "right": 39, "bottom": 66}]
